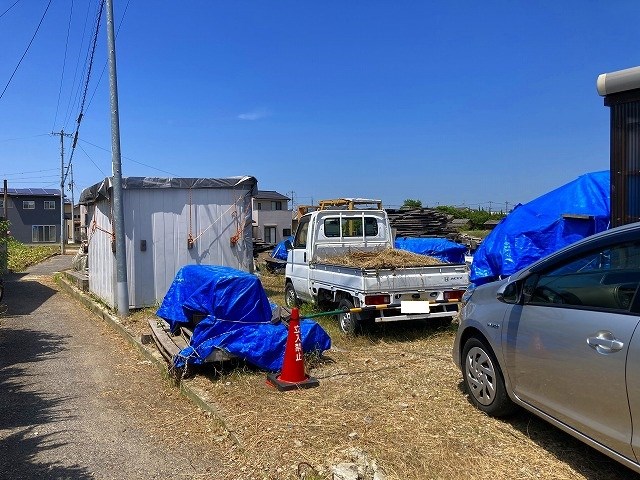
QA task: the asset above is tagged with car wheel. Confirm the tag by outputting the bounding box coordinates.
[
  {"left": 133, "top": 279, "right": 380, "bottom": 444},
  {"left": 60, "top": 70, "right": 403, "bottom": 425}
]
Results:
[
  {"left": 462, "top": 337, "right": 516, "bottom": 417},
  {"left": 284, "top": 282, "right": 299, "bottom": 308},
  {"left": 338, "top": 298, "right": 360, "bottom": 335}
]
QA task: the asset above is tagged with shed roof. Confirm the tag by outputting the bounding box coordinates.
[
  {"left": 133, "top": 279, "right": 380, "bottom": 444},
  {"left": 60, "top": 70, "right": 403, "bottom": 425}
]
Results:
[
  {"left": 5, "top": 187, "right": 61, "bottom": 197},
  {"left": 79, "top": 176, "right": 257, "bottom": 205}
]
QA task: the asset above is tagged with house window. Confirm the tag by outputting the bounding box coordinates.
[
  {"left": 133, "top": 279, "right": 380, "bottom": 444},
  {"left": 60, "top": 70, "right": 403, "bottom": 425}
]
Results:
[
  {"left": 257, "top": 202, "right": 262, "bottom": 210},
  {"left": 23, "top": 200, "right": 35, "bottom": 209},
  {"left": 283, "top": 228, "right": 292, "bottom": 237},
  {"left": 32, "top": 225, "right": 56, "bottom": 243},
  {"left": 44, "top": 200, "right": 56, "bottom": 210},
  {"left": 0, "top": 199, "right": 3, "bottom": 210},
  {"left": 264, "top": 226, "right": 276, "bottom": 243},
  {"left": 271, "top": 201, "right": 282, "bottom": 210}
]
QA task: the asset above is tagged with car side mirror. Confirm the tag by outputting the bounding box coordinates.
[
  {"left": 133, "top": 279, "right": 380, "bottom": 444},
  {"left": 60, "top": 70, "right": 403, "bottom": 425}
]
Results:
[
  {"left": 497, "top": 281, "right": 520, "bottom": 304},
  {"left": 284, "top": 239, "right": 293, "bottom": 251}
]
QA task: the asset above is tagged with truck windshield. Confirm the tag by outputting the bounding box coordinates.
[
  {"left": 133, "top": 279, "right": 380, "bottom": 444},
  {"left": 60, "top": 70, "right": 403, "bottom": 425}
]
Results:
[{"left": 324, "top": 217, "right": 378, "bottom": 238}]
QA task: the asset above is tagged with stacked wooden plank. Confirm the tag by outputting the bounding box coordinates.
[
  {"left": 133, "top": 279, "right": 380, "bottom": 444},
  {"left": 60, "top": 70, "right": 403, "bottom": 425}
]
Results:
[{"left": 386, "top": 208, "right": 457, "bottom": 238}]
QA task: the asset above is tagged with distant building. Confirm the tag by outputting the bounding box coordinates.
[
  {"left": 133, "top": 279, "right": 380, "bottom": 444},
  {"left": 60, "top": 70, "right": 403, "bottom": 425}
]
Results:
[
  {"left": 251, "top": 190, "right": 292, "bottom": 244},
  {"left": 1, "top": 188, "right": 64, "bottom": 244},
  {"left": 483, "top": 219, "right": 501, "bottom": 230}
]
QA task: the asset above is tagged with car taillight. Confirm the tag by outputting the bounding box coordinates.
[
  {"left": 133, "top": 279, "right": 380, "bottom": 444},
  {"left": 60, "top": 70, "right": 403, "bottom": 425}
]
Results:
[
  {"left": 365, "top": 294, "right": 390, "bottom": 305},
  {"left": 444, "top": 290, "right": 464, "bottom": 302}
]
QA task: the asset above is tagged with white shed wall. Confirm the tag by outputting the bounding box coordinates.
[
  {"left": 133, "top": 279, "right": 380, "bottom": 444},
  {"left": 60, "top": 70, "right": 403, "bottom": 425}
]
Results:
[
  {"left": 87, "top": 186, "right": 253, "bottom": 309},
  {"left": 87, "top": 201, "right": 116, "bottom": 308}
]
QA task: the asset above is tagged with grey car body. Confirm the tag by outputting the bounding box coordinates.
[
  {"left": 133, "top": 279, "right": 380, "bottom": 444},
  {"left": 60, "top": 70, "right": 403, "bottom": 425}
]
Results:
[{"left": 453, "top": 221, "right": 640, "bottom": 473}]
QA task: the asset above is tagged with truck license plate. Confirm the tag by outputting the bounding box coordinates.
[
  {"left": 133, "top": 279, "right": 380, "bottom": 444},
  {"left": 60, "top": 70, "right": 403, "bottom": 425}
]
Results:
[{"left": 400, "top": 301, "right": 430, "bottom": 314}]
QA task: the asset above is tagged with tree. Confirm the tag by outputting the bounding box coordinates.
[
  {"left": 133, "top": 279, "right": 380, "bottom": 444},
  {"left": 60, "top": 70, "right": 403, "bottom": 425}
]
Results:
[{"left": 402, "top": 199, "right": 422, "bottom": 209}]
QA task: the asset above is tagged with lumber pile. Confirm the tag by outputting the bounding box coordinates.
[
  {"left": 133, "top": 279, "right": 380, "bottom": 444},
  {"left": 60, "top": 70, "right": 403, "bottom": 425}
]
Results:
[{"left": 386, "top": 208, "right": 457, "bottom": 238}]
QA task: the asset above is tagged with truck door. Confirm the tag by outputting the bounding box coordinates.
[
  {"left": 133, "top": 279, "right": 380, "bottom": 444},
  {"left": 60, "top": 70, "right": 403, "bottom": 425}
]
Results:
[{"left": 289, "top": 215, "right": 312, "bottom": 301}]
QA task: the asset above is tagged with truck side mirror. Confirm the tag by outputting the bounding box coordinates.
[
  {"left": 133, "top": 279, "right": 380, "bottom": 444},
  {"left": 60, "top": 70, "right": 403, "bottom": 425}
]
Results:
[{"left": 284, "top": 239, "right": 293, "bottom": 251}]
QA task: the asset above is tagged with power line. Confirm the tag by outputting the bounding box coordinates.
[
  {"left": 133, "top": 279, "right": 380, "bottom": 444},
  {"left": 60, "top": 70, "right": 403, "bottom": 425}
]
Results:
[
  {"left": 52, "top": 0, "right": 75, "bottom": 132},
  {"left": 0, "top": 0, "right": 53, "bottom": 101},
  {"left": 79, "top": 138, "right": 180, "bottom": 176},
  {"left": 62, "top": 0, "right": 94, "bottom": 130},
  {"left": 0, "top": 0, "right": 21, "bottom": 20},
  {"left": 0, "top": 133, "right": 50, "bottom": 142},
  {"left": 64, "top": 0, "right": 105, "bottom": 183},
  {"left": 86, "top": 0, "right": 131, "bottom": 111},
  {"left": 0, "top": 168, "right": 58, "bottom": 176},
  {"left": 78, "top": 143, "right": 107, "bottom": 177}
]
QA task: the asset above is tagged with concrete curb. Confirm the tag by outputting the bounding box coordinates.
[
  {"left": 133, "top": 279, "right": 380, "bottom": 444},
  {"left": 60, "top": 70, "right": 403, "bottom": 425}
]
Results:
[{"left": 54, "top": 274, "right": 241, "bottom": 446}]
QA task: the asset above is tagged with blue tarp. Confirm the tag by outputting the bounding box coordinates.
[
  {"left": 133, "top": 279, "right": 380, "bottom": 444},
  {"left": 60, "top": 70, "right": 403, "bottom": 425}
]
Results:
[
  {"left": 156, "top": 265, "right": 331, "bottom": 371},
  {"left": 470, "top": 171, "right": 610, "bottom": 285},
  {"left": 394, "top": 237, "right": 466, "bottom": 263},
  {"left": 271, "top": 236, "right": 293, "bottom": 260}
]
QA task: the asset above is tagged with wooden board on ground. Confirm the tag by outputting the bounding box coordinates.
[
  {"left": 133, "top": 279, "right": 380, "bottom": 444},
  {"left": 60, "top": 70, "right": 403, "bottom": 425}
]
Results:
[{"left": 148, "top": 318, "right": 235, "bottom": 364}]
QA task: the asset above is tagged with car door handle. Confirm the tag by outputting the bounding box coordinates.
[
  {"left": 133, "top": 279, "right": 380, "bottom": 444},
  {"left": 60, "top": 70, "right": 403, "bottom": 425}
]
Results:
[{"left": 587, "top": 331, "right": 624, "bottom": 354}]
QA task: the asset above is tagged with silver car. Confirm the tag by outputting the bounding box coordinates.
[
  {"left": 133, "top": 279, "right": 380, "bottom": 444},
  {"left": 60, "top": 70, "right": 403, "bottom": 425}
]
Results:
[{"left": 453, "top": 221, "right": 640, "bottom": 473}]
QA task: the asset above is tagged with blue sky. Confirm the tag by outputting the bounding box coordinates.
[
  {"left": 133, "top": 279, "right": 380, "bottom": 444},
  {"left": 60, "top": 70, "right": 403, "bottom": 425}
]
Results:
[{"left": 0, "top": 1, "right": 637, "bottom": 210}]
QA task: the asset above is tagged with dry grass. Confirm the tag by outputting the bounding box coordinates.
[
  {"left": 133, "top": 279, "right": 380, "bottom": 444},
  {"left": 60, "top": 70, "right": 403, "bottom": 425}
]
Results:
[
  {"left": 130, "top": 273, "right": 633, "bottom": 480},
  {"left": 318, "top": 248, "right": 442, "bottom": 269}
]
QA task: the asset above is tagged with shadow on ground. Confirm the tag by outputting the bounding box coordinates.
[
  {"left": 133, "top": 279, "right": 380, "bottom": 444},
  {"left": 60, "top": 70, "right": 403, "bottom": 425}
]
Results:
[
  {"left": 0, "top": 327, "right": 92, "bottom": 479},
  {"left": 1, "top": 279, "right": 57, "bottom": 316},
  {"left": 455, "top": 381, "right": 638, "bottom": 479}
]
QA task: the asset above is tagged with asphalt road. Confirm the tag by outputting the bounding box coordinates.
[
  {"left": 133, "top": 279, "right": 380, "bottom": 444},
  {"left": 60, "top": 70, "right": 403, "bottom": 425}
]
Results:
[{"left": 0, "top": 255, "right": 225, "bottom": 479}]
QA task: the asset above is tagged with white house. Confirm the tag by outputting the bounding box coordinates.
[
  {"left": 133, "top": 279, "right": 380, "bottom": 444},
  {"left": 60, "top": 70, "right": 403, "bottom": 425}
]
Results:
[{"left": 251, "top": 190, "right": 292, "bottom": 244}]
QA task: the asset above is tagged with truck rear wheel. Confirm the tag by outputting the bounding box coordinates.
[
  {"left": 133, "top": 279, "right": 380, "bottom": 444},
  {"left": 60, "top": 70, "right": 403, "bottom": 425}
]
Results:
[
  {"left": 338, "top": 298, "right": 360, "bottom": 335},
  {"left": 285, "top": 282, "right": 300, "bottom": 308}
]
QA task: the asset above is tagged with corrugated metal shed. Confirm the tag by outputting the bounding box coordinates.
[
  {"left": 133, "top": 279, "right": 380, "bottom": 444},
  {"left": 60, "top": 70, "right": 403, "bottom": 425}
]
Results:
[
  {"left": 80, "top": 176, "right": 257, "bottom": 309},
  {"left": 598, "top": 66, "right": 640, "bottom": 227}
]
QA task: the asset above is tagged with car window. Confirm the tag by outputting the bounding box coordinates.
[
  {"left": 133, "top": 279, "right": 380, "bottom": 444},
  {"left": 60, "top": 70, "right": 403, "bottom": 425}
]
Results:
[
  {"left": 294, "top": 217, "right": 309, "bottom": 248},
  {"left": 323, "top": 217, "right": 379, "bottom": 238},
  {"left": 526, "top": 241, "right": 640, "bottom": 311}
]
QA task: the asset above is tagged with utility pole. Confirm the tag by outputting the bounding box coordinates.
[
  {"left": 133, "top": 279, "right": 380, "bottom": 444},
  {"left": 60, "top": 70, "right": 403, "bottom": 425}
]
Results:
[
  {"left": 106, "top": 0, "right": 129, "bottom": 317},
  {"left": 52, "top": 130, "right": 73, "bottom": 254},
  {"left": 68, "top": 163, "right": 75, "bottom": 243}
]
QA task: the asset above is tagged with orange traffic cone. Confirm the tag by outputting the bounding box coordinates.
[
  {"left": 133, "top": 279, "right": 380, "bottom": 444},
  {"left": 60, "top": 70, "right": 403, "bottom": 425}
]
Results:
[{"left": 266, "top": 307, "right": 320, "bottom": 391}]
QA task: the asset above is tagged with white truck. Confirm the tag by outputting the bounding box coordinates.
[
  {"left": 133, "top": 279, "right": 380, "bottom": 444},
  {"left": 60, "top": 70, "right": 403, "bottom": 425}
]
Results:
[{"left": 284, "top": 205, "right": 469, "bottom": 334}]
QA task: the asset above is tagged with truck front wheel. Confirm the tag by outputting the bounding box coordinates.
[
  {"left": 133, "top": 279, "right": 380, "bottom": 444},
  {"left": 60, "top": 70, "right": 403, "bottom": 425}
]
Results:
[
  {"left": 338, "top": 298, "right": 360, "bottom": 335},
  {"left": 285, "top": 282, "right": 300, "bottom": 308}
]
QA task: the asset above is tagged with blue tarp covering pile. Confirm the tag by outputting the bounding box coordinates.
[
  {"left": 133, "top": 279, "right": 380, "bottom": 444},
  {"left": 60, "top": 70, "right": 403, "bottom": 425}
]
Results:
[
  {"left": 470, "top": 171, "right": 610, "bottom": 285},
  {"left": 271, "top": 236, "right": 294, "bottom": 260},
  {"left": 394, "top": 237, "right": 466, "bottom": 263},
  {"left": 156, "top": 265, "right": 331, "bottom": 371}
]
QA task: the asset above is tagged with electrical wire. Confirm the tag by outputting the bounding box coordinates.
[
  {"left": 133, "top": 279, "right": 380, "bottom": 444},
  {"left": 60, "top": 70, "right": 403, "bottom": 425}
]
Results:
[
  {"left": 64, "top": 0, "right": 105, "bottom": 183},
  {"left": 79, "top": 139, "right": 180, "bottom": 177},
  {"left": 86, "top": 0, "right": 131, "bottom": 111},
  {"left": 0, "top": 0, "right": 53, "bottom": 101},
  {"left": 0, "top": 0, "right": 20, "bottom": 20},
  {"left": 0, "top": 133, "right": 50, "bottom": 142},
  {"left": 0, "top": 168, "right": 58, "bottom": 176},
  {"left": 62, "top": 0, "right": 94, "bottom": 130},
  {"left": 52, "top": 0, "right": 75, "bottom": 132},
  {"left": 78, "top": 144, "right": 107, "bottom": 177}
]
